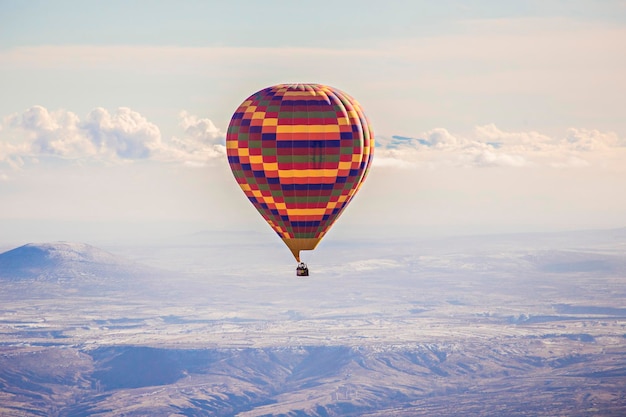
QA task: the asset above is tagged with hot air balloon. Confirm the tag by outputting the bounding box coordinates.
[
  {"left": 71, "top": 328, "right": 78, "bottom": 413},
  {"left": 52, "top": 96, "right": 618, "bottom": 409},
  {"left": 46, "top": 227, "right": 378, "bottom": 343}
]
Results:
[{"left": 226, "top": 83, "right": 374, "bottom": 273}]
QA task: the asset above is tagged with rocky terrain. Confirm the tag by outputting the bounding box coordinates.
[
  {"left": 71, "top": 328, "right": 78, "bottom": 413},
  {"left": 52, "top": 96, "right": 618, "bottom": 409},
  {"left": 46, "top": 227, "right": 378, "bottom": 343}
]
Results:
[
  {"left": 1, "top": 339, "right": 624, "bottom": 417},
  {"left": 0, "top": 231, "right": 625, "bottom": 416}
]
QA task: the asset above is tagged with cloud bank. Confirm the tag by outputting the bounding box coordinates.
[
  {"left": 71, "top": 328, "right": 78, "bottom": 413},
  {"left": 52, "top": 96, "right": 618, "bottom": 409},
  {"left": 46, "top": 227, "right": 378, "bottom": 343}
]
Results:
[
  {"left": 375, "top": 124, "right": 625, "bottom": 170},
  {"left": 1, "top": 106, "right": 624, "bottom": 175},
  {"left": 0, "top": 106, "right": 226, "bottom": 169}
]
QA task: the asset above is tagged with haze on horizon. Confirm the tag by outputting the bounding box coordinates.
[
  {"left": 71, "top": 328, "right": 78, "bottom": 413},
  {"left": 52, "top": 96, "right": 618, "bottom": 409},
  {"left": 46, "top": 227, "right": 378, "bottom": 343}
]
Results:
[{"left": 1, "top": 0, "right": 625, "bottom": 248}]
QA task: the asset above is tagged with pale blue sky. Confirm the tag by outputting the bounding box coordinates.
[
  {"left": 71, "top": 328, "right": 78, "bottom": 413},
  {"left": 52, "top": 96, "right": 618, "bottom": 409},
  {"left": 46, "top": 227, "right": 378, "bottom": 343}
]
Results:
[
  {"left": 2, "top": 1, "right": 624, "bottom": 49},
  {"left": 0, "top": 2, "right": 597, "bottom": 45},
  {"left": 1, "top": 1, "right": 625, "bottom": 248}
]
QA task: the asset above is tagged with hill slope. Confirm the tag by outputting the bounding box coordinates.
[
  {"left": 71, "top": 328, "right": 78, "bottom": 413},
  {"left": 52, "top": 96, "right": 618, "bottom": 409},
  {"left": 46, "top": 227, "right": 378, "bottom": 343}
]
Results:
[{"left": 0, "top": 242, "right": 153, "bottom": 286}]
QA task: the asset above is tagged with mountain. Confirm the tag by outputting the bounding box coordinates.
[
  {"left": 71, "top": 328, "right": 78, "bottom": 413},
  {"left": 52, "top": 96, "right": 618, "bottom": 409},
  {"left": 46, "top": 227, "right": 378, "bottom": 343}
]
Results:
[{"left": 0, "top": 242, "right": 152, "bottom": 284}]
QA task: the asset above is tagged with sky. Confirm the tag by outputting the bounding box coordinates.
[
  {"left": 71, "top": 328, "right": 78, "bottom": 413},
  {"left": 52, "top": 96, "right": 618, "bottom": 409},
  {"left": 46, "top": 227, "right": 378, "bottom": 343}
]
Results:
[{"left": 1, "top": 0, "right": 625, "bottom": 248}]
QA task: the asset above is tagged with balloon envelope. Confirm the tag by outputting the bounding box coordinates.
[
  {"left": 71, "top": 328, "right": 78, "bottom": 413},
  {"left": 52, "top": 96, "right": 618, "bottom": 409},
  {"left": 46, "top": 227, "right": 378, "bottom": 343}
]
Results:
[{"left": 226, "top": 83, "right": 374, "bottom": 261}]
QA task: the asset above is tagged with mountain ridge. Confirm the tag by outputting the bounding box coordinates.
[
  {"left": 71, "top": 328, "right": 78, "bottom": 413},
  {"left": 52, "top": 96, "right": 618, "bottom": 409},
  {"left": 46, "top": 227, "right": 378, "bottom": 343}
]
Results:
[{"left": 0, "top": 241, "right": 147, "bottom": 282}]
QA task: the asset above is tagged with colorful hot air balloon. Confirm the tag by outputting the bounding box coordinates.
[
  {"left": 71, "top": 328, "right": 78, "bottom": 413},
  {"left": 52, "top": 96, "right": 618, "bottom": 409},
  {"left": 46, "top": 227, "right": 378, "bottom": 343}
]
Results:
[{"left": 226, "top": 83, "right": 374, "bottom": 265}]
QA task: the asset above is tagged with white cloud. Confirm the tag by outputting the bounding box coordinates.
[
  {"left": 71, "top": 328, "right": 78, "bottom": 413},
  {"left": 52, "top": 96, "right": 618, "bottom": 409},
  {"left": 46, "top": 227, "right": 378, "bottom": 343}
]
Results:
[
  {"left": 473, "top": 124, "right": 555, "bottom": 152},
  {"left": 372, "top": 154, "right": 416, "bottom": 169},
  {"left": 375, "top": 125, "right": 625, "bottom": 170},
  {"left": 0, "top": 139, "right": 27, "bottom": 169},
  {"left": 563, "top": 128, "right": 623, "bottom": 152},
  {"left": 462, "top": 148, "right": 527, "bottom": 168},
  {"left": 425, "top": 128, "right": 462, "bottom": 149},
  {"left": 374, "top": 127, "right": 528, "bottom": 169},
  {"left": 178, "top": 111, "right": 222, "bottom": 144},
  {"left": 82, "top": 107, "right": 161, "bottom": 159},
  {"left": 2, "top": 106, "right": 624, "bottom": 174},
  {"left": 7, "top": 106, "right": 94, "bottom": 158},
  {"left": 159, "top": 111, "right": 226, "bottom": 166},
  {"left": 0, "top": 106, "right": 225, "bottom": 168}
]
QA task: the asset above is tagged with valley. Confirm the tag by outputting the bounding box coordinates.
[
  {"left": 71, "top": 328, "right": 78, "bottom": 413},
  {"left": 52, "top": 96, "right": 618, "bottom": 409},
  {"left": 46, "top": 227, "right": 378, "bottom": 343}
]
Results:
[{"left": 0, "top": 230, "right": 625, "bottom": 416}]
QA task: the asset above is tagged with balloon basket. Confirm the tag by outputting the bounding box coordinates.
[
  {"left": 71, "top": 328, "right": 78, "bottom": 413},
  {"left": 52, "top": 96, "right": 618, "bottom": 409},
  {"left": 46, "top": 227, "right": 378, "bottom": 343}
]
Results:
[{"left": 296, "top": 263, "right": 309, "bottom": 277}]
